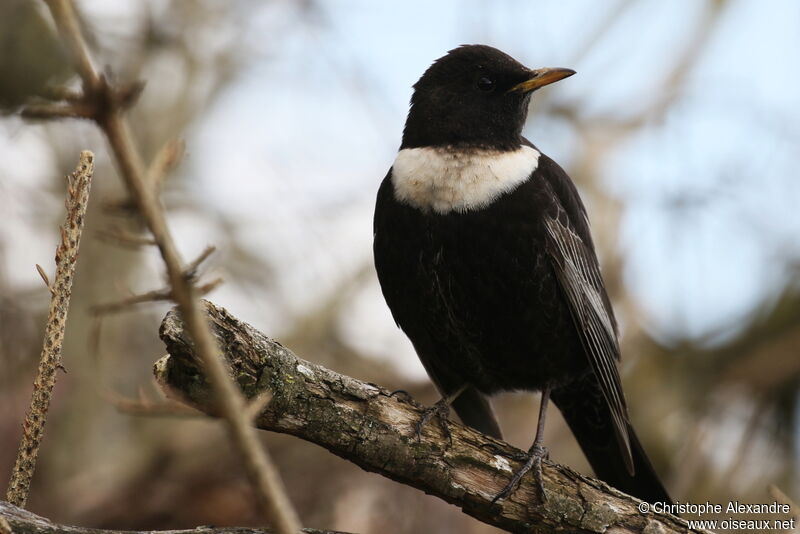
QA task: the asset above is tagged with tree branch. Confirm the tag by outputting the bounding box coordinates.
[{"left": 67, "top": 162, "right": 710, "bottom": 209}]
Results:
[
  {"left": 155, "top": 301, "right": 708, "bottom": 534},
  {"left": 39, "top": 2, "right": 301, "bottom": 531},
  {"left": 6, "top": 151, "right": 94, "bottom": 508},
  {"left": 0, "top": 501, "right": 349, "bottom": 534},
  {"left": 91, "top": 278, "right": 222, "bottom": 315}
]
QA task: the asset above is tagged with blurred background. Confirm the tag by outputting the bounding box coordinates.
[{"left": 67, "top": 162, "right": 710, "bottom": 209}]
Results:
[{"left": 1, "top": 0, "right": 798, "bottom": 532}]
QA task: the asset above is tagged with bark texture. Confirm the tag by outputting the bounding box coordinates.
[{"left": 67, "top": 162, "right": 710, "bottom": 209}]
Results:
[
  {"left": 155, "top": 301, "right": 708, "bottom": 534},
  {"left": 6, "top": 151, "right": 94, "bottom": 507},
  {"left": 0, "top": 501, "right": 345, "bottom": 534}
]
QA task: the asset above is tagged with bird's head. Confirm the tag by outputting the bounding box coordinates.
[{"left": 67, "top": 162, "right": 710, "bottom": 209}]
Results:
[{"left": 401, "top": 45, "right": 574, "bottom": 150}]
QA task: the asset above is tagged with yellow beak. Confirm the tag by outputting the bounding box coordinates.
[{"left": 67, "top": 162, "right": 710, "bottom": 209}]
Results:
[{"left": 510, "top": 67, "right": 576, "bottom": 93}]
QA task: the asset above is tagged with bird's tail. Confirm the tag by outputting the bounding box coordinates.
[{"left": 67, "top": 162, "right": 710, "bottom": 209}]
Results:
[{"left": 551, "top": 373, "right": 671, "bottom": 503}]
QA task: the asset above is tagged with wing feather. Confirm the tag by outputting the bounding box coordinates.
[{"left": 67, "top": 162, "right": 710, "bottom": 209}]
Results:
[{"left": 544, "top": 212, "right": 634, "bottom": 474}]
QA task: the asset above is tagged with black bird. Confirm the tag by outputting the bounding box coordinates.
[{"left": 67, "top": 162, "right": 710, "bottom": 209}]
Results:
[{"left": 373, "top": 45, "right": 671, "bottom": 503}]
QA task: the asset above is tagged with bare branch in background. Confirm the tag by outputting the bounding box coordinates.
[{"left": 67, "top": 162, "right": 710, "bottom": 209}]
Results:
[
  {"left": 183, "top": 245, "right": 216, "bottom": 279},
  {"left": 91, "top": 278, "right": 222, "bottom": 316},
  {"left": 147, "top": 138, "right": 185, "bottom": 189},
  {"left": 21, "top": 100, "right": 94, "bottom": 120},
  {"left": 97, "top": 138, "right": 183, "bottom": 219},
  {"left": 39, "top": 1, "right": 302, "bottom": 531},
  {"left": 156, "top": 301, "right": 708, "bottom": 534},
  {"left": 96, "top": 226, "right": 158, "bottom": 247},
  {"left": 769, "top": 486, "right": 798, "bottom": 525},
  {"left": 0, "top": 502, "right": 351, "bottom": 534},
  {"left": 6, "top": 151, "right": 94, "bottom": 507},
  {"left": 103, "top": 388, "right": 204, "bottom": 418},
  {"left": 90, "top": 245, "right": 220, "bottom": 314},
  {"left": 21, "top": 82, "right": 144, "bottom": 121}
]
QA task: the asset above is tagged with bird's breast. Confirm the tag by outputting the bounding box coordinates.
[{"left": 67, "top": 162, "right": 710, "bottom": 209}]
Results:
[{"left": 390, "top": 145, "right": 540, "bottom": 214}]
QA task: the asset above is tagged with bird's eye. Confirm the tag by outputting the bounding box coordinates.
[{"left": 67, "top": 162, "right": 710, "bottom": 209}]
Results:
[{"left": 476, "top": 75, "right": 495, "bottom": 92}]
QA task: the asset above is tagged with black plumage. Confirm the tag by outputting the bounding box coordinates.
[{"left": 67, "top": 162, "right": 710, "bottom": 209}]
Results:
[{"left": 373, "top": 44, "right": 670, "bottom": 503}]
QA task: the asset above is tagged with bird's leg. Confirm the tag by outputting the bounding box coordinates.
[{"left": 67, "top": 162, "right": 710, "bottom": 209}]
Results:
[
  {"left": 493, "top": 387, "right": 551, "bottom": 504},
  {"left": 415, "top": 383, "right": 468, "bottom": 444}
]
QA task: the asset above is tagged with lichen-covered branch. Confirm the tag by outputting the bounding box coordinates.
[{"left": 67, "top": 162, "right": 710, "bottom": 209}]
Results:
[
  {"left": 6, "top": 151, "right": 94, "bottom": 508},
  {"left": 156, "top": 301, "right": 710, "bottom": 534},
  {"left": 0, "top": 501, "right": 349, "bottom": 534}
]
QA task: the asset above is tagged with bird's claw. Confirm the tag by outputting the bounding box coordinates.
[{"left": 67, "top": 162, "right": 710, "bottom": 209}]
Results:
[
  {"left": 415, "top": 398, "right": 452, "bottom": 444},
  {"left": 388, "top": 389, "right": 414, "bottom": 402},
  {"left": 492, "top": 443, "right": 548, "bottom": 505}
]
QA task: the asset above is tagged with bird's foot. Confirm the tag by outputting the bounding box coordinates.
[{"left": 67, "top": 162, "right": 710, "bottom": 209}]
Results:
[
  {"left": 388, "top": 389, "right": 414, "bottom": 402},
  {"left": 492, "top": 443, "right": 549, "bottom": 505},
  {"left": 415, "top": 398, "right": 452, "bottom": 444}
]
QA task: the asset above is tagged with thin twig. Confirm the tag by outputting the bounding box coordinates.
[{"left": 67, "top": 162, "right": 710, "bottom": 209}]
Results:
[
  {"left": 147, "top": 138, "right": 185, "bottom": 189},
  {"left": 42, "top": 0, "right": 100, "bottom": 93},
  {"left": 183, "top": 246, "right": 216, "bottom": 279},
  {"left": 103, "top": 389, "right": 203, "bottom": 418},
  {"left": 0, "top": 501, "right": 347, "bottom": 534},
  {"left": 21, "top": 101, "right": 94, "bottom": 120},
  {"left": 769, "top": 485, "right": 799, "bottom": 525},
  {"left": 6, "top": 151, "right": 94, "bottom": 508},
  {"left": 96, "top": 226, "right": 157, "bottom": 247},
  {"left": 87, "top": 316, "right": 103, "bottom": 363},
  {"left": 90, "top": 247, "right": 220, "bottom": 315},
  {"left": 100, "top": 198, "right": 139, "bottom": 217},
  {"left": 244, "top": 391, "right": 274, "bottom": 422},
  {"left": 91, "top": 287, "right": 173, "bottom": 315},
  {"left": 40, "top": 1, "right": 302, "bottom": 531},
  {"left": 34, "top": 265, "right": 53, "bottom": 295},
  {"left": 91, "top": 277, "right": 222, "bottom": 315},
  {"left": 42, "top": 86, "right": 84, "bottom": 102},
  {"left": 97, "top": 138, "right": 183, "bottom": 217}
]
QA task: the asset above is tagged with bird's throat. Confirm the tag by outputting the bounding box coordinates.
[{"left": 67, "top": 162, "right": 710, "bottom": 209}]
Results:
[{"left": 391, "top": 145, "right": 540, "bottom": 214}]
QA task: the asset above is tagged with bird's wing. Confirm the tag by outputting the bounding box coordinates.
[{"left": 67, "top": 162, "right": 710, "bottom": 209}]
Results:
[{"left": 544, "top": 204, "right": 634, "bottom": 474}]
